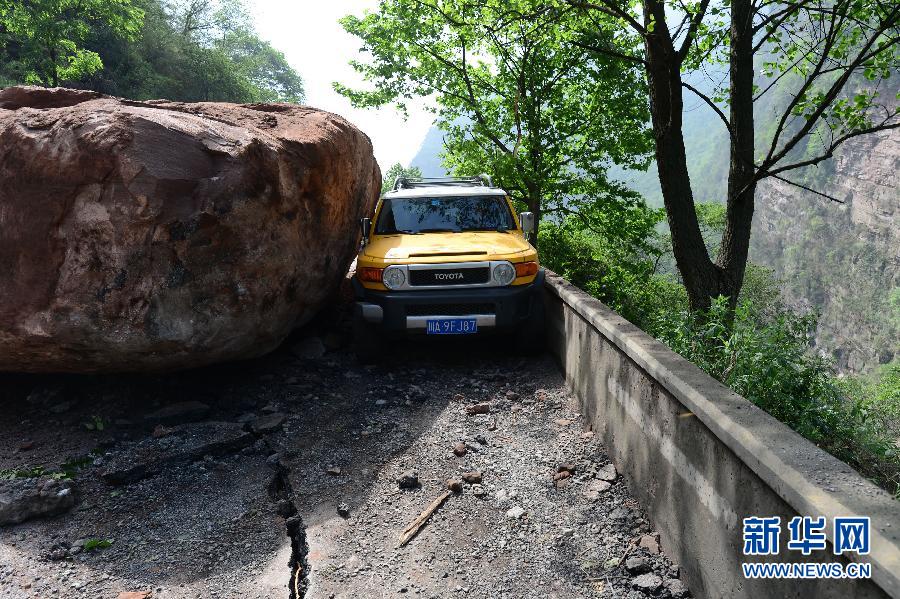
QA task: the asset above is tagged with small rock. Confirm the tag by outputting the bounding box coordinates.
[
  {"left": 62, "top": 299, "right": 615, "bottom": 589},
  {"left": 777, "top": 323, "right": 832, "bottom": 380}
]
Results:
[
  {"left": 624, "top": 555, "right": 650, "bottom": 574},
  {"left": 447, "top": 479, "right": 463, "bottom": 493},
  {"left": 596, "top": 463, "right": 617, "bottom": 481},
  {"left": 609, "top": 507, "right": 631, "bottom": 520},
  {"left": 397, "top": 470, "right": 420, "bottom": 490},
  {"left": 632, "top": 573, "right": 663, "bottom": 592},
  {"left": 293, "top": 337, "right": 326, "bottom": 359},
  {"left": 453, "top": 442, "right": 467, "bottom": 457},
  {"left": 117, "top": 592, "right": 152, "bottom": 599},
  {"left": 506, "top": 505, "right": 526, "bottom": 519},
  {"left": 553, "top": 418, "right": 571, "bottom": 426},
  {"left": 465, "top": 403, "right": 491, "bottom": 415},
  {"left": 326, "top": 466, "right": 342, "bottom": 476},
  {"left": 461, "top": 471, "right": 482, "bottom": 484},
  {"left": 0, "top": 477, "right": 77, "bottom": 525},
  {"left": 487, "top": 419, "right": 497, "bottom": 431},
  {"left": 638, "top": 533, "right": 660, "bottom": 554},
  {"left": 474, "top": 434, "right": 488, "bottom": 445},
  {"left": 556, "top": 464, "right": 576, "bottom": 475},
  {"left": 665, "top": 578, "right": 689, "bottom": 598},
  {"left": 18, "top": 441, "right": 34, "bottom": 451},
  {"left": 337, "top": 503, "right": 351, "bottom": 518},
  {"left": 581, "top": 479, "right": 611, "bottom": 501},
  {"left": 552, "top": 471, "right": 571, "bottom": 482},
  {"left": 151, "top": 424, "right": 174, "bottom": 438},
  {"left": 251, "top": 412, "right": 287, "bottom": 434},
  {"left": 471, "top": 484, "right": 486, "bottom": 497},
  {"left": 505, "top": 391, "right": 520, "bottom": 401}
]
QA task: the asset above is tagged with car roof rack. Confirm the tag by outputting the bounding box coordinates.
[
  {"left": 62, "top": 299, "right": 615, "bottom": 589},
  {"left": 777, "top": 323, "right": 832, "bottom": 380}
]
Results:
[{"left": 392, "top": 174, "right": 494, "bottom": 191}]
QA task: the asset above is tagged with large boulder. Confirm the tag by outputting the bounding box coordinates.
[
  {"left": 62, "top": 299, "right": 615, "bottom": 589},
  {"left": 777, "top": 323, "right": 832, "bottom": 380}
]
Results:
[{"left": 0, "top": 86, "right": 380, "bottom": 372}]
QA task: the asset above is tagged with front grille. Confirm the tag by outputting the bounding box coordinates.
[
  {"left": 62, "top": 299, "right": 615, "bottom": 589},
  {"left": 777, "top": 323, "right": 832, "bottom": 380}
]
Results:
[
  {"left": 409, "top": 267, "right": 490, "bottom": 286},
  {"left": 406, "top": 303, "right": 494, "bottom": 316}
]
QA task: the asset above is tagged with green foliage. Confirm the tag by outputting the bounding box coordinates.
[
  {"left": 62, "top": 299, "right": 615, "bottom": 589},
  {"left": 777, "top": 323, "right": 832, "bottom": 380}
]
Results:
[
  {"left": 336, "top": 0, "right": 652, "bottom": 239},
  {"left": 0, "top": 454, "right": 93, "bottom": 481},
  {"left": 82, "top": 538, "right": 113, "bottom": 551},
  {"left": 545, "top": 207, "right": 899, "bottom": 494},
  {"left": 0, "top": 0, "right": 304, "bottom": 104},
  {"left": 652, "top": 296, "right": 900, "bottom": 495},
  {"left": 0, "top": 0, "right": 144, "bottom": 86},
  {"left": 381, "top": 163, "right": 423, "bottom": 193},
  {"left": 538, "top": 207, "right": 686, "bottom": 328}
]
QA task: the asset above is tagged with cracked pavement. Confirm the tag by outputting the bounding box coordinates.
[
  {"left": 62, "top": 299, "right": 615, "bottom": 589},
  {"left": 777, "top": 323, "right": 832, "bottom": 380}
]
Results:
[{"left": 0, "top": 325, "right": 690, "bottom": 599}]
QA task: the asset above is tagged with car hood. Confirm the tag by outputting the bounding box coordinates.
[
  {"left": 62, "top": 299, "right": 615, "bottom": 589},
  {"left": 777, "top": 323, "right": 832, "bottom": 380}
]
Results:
[{"left": 364, "top": 231, "right": 533, "bottom": 262}]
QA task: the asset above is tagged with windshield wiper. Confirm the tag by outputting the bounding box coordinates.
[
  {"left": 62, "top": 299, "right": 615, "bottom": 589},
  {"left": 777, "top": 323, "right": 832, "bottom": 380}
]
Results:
[{"left": 415, "top": 228, "right": 461, "bottom": 233}]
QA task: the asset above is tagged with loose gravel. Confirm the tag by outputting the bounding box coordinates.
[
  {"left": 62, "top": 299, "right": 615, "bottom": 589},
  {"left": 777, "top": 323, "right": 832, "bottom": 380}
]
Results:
[{"left": 0, "top": 329, "right": 690, "bottom": 599}]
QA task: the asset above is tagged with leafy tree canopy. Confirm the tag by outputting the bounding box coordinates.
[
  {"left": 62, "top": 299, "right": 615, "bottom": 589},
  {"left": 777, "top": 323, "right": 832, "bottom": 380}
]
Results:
[
  {"left": 0, "top": 0, "right": 143, "bottom": 86},
  {"left": 382, "top": 163, "right": 423, "bottom": 192},
  {"left": 336, "top": 0, "right": 656, "bottom": 245}
]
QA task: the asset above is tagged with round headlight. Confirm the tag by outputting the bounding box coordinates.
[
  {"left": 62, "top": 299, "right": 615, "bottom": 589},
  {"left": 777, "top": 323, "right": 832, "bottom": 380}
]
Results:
[
  {"left": 492, "top": 262, "right": 516, "bottom": 286},
  {"left": 382, "top": 266, "right": 406, "bottom": 290}
]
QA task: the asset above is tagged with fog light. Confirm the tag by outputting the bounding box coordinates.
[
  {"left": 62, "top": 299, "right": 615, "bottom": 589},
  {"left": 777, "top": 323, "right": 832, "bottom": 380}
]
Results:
[
  {"left": 492, "top": 262, "right": 515, "bottom": 286},
  {"left": 382, "top": 266, "right": 406, "bottom": 290}
]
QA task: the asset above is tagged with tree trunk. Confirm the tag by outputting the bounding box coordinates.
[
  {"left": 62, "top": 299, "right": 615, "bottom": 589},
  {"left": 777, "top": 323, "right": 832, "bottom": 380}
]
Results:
[
  {"left": 642, "top": 0, "right": 727, "bottom": 311},
  {"left": 716, "top": 0, "right": 756, "bottom": 307},
  {"left": 527, "top": 184, "right": 541, "bottom": 246}
]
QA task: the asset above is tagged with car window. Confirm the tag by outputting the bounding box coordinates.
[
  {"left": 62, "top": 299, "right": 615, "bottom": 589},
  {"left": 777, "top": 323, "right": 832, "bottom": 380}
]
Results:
[{"left": 375, "top": 195, "right": 515, "bottom": 234}]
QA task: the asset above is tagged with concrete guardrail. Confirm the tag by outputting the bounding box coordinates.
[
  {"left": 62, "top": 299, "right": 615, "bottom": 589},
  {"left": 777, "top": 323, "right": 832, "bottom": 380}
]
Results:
[{"left": 543, "top": 271, "right": 900, "bottom": 599}]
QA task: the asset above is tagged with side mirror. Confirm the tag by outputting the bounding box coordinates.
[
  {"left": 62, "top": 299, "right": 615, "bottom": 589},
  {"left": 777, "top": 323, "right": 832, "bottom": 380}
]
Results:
[
  {"left": 360, "top": 217, "right": 372, "bottom": 245},
  {"left": 519, "top": 212, "right": 535, "bottom": 234}
]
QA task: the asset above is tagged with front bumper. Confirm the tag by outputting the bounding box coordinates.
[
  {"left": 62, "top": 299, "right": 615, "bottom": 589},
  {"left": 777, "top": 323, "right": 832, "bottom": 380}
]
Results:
[{"left": 352, "top": 269, "right": 545, "bottom": 333}]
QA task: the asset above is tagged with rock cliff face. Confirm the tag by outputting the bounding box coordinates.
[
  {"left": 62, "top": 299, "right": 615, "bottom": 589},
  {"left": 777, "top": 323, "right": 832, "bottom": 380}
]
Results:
[
  {"left": 751, "top": 127, "right": 899, "bottom": 373},
  {"left": 0, "top": 86, "right": 381, "bottom": 373}
]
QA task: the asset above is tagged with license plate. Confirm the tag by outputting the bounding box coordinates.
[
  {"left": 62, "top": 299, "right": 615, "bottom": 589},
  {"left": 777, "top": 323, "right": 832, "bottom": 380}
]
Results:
[{"left": 426, "top": 318, "right": 478, "bottom": 335}]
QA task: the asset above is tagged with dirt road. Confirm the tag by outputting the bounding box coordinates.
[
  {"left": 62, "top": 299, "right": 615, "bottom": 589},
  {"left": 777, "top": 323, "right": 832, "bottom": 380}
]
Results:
[{"left": 0, "top": 328, "right": 689, "bottom": 599}]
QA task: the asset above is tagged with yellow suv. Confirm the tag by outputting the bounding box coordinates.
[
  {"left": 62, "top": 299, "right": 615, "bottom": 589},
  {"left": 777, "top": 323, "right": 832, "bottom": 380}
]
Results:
[{"left": 352, "top": 175, "right": 544, "bottom": 359}]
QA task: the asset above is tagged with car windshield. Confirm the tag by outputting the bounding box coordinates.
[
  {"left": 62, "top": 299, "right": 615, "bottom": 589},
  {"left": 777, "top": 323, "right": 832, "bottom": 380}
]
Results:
[{"left": 375, "top": 195, "right": 515, "bottom": 234}]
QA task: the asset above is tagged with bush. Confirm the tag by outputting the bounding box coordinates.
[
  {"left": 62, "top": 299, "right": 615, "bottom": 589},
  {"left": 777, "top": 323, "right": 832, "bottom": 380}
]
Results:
[
  {"left": 541, "top": 210, "right": 899, "bottom": 496},
  {"left": 652, "top": 297, "right": 900, "bottom": 496},
  {"left": 539, "top": 215, "right": 686, "bottom": 329}
]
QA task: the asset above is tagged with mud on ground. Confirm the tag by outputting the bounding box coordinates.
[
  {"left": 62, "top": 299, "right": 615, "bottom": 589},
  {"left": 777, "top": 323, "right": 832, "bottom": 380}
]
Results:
[{"left": 0, "top": 316, "right": 690, "bottom": 599}]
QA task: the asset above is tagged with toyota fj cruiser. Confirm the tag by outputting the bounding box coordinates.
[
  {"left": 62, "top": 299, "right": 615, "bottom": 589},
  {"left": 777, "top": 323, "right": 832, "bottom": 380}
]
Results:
[{"left": 352, "top": 175, "right": 544, "bottom": 360}]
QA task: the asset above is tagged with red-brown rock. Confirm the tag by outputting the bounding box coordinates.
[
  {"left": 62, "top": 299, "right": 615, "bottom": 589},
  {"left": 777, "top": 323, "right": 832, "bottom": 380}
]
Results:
[{"left": 0, "top": 87, "right": 380, "bottom": 372}]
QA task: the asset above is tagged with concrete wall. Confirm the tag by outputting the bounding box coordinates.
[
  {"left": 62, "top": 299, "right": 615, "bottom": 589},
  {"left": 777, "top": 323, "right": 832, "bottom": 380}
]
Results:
[{"left": 543, "top": 272, "right": 900, "bottom": 599}]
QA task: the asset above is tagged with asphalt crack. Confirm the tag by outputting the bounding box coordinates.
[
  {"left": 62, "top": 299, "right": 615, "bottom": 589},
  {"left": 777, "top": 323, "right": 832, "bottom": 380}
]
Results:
[{"left": 266, "top": 448, "right": 309, "bottom": 599}]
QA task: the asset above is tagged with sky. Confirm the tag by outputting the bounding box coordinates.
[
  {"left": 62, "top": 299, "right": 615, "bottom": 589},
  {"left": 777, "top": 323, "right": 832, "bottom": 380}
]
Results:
[{"left": 248, "top": 1, "right": 435, "bottom": 170}]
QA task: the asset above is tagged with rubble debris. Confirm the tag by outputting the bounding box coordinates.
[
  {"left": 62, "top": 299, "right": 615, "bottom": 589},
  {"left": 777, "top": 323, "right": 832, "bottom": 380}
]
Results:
[
  {"left": 447, "top": 479, "right": 464, "bottom": 493},
  {"left": 631, "top": 573, "right": 663, "bottom": 592},
  {"left": 461, "top": 471, "right": 482, "bottom": 484},
  {"left": 625, "top": 555, "right": 651, "bottom": 574},
  {"left": 0, "top": 477, "right": 77, "bottom": 525},
  {"left": 101, "top": 422, "right": 253, "bottom": 485},
  {"left": 397, "top": 470, "right": 420, "bottom": 489},
  {"left": 506, "top": 505, "right": 526, "bottom": 519},
  {"left": 639, "top": 532, "right": 661, "bottom": 554},
  {"left": 596, "top": 463, "right": 617, "bottom": 481},
  {"left": 465, "top": 403, "right": 491, "bottom": 415},
  {"left": 251, "top": 412, "right": 287, "bottom": 434}
]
